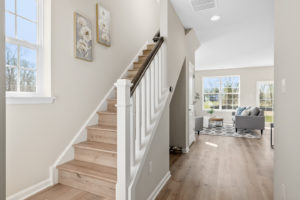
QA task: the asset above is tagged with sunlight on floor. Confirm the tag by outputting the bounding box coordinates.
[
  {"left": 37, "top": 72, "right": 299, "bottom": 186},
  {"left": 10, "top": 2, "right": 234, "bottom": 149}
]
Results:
[{"left": 205, "top": 142, "right": 218, "bottom": 148}]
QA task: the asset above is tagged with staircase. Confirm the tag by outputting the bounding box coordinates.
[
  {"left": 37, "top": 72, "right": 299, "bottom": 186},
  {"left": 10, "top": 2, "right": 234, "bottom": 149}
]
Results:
[{"left": 27, "top": 42, "right": 160, "bottom": 200}]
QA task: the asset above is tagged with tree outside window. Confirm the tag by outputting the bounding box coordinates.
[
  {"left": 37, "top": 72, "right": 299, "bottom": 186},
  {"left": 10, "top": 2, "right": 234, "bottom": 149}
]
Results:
[
  {"left": 258, "top": 81, "right": 274, "bottom": 123},
  {"left": 5, "top": 0, "right": 39, "bottom": 94},
  {"left": 203, "top": 76, "right": 240, "bottom": 111}
]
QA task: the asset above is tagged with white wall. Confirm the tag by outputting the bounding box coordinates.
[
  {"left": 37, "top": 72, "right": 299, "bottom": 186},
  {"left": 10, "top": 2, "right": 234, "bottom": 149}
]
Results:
[
  {"left": 195, "top": 20, "right": 274, "bottom": 70},
  {"left": 166, "top": 1, "right": 191, "bottom": 151},
  {"left": 185, "top": 29, "right": 200, "bottom": 66},
  {"left": 6, "top": 0, "right": 160, "bottom": 196},
  {"left": 166, "top": 1, "right": 187, "bottom": 89},
  {"left": 0, "top": 0, "right": 6, "bottom": 198},
  {"left": 195, "top": 66, "right": 274, "bottom": 123},
  {"left": 274, "top": 0, "right": 300, "bottom": 199}
]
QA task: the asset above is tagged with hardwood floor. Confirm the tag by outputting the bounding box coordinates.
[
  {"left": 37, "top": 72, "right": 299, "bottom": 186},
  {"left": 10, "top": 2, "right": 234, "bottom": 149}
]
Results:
[
  {"left": 25, "top": 184, "right": 103, "bottom": 200},
  {"left": 156, "top": 130, "right": 274, "bottom": 200}
]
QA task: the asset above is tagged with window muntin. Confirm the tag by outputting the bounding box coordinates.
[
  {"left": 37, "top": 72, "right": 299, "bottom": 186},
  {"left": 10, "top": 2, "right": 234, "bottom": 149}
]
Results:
[
  {"left": 257, "top": 81, "right": 274, "bottom": 123},
  {"left": 5, "top": 0, "right": 39, "bottom": 94},
  {"left": 203, "top": 76, "right": 240, "bottom": 111}
]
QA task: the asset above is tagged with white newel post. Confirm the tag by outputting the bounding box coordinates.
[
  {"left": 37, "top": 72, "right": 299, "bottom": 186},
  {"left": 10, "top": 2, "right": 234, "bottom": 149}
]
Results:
[{"left": 115, "top": 79, "right": 132, "bottom": 200}]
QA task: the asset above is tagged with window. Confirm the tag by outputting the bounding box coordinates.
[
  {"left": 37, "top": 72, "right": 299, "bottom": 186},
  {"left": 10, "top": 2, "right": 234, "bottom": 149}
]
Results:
[
  {"left": 203, "top": 76, "right": 240, "bottom": 111},
  {"left": 257, "top": 81, "right": 274, "bottom": 123},
  {"left": 5, "top": 0, "right": 41, "bottom": 95}
]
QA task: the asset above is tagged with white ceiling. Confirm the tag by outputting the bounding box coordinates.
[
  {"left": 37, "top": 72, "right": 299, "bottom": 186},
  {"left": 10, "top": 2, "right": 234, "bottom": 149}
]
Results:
[{"left": 170, "top": 0, "right": 274, "bottom": 70}]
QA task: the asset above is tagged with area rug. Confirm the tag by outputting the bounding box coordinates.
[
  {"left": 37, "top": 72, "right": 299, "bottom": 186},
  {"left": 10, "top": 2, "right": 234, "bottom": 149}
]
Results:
[{"left": 199, "top": 124, "right": 261, "bottom": 139}]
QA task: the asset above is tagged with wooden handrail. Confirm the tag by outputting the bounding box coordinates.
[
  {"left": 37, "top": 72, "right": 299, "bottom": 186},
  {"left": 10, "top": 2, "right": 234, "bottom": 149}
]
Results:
[{"left": 130, "top": 37, "right": 164, "bottom": 96}]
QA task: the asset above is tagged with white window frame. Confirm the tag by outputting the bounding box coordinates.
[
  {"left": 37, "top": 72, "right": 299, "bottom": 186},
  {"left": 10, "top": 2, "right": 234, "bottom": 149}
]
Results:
[
  {"left": 5, "top": 0, "right": 54, "bottom": 104},
  {"left": 202, "top": 75, "right": 240, "bottom": 112},
  {"left": 256, "top": 81, "right": 274, "bottom": 122}
]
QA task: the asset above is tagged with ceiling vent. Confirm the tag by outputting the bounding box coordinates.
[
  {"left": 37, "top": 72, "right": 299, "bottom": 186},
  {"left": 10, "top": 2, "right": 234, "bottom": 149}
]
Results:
[{"left": 191, "top": 0, "right": 216, "bottom": 12}]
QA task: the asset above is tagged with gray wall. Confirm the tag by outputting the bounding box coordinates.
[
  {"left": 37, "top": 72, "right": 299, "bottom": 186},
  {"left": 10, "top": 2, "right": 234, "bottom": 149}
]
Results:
[
  {"left": 195, "top": 66, "right": 274, "bottom": 123},
  {"left": 0, "top": 0, "right": 5, "bottom": 199},
  {"left": 274, "top": 0, "right": 300, "bottom": 199},
  {"left": 170, "top": 61, "right": 188, "bottom": 148}
]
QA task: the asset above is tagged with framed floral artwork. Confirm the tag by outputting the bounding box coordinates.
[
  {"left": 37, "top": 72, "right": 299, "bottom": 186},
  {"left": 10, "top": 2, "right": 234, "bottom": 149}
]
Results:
[
  {"left": 96, "top": 4, "right": 111, "bottom": 47},
  {"left": 74, "top": 12, "right": 93, "bottom": 61}
]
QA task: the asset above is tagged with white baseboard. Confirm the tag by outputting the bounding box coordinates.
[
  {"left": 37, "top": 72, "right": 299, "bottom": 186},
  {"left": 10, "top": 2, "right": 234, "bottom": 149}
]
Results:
[
  {"left": 182, "top": 147, "right": 190, "bottom": 154},
  {"left": 7, "top": 179, "right": 51, "bottom": 200},
  {"left": 147, "top": 171, "right": 171, "bottom": 200}
]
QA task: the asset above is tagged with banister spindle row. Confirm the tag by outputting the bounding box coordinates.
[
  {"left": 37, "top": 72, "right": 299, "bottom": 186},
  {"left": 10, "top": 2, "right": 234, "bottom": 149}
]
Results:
[{"left": 116, "top": 39, "right": 167, "bottom": 200}]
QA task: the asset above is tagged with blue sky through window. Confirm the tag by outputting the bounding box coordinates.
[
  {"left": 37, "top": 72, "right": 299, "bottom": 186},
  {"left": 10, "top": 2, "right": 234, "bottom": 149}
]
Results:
[
  {"left": 5, "top": 0, "right": 38, "bottom": 93},
  {"left": 5, "top": 0, "right": 15, "bottom": 13},
  {"left": 17, "top": 0, "right": 37, "bottom": 21},
  {"left": 5, "top": 0, "right": 37, "bottom": 44}
]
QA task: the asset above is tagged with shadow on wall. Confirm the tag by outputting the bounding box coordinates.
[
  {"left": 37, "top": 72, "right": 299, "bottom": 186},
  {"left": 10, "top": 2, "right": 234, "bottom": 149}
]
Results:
[{"left": 170, "top": 59, "right": 187, "bottom": 149}]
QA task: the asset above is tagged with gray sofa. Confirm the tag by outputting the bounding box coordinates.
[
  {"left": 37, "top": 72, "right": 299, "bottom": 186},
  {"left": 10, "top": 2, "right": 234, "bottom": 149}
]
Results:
[{"left": 233, "top": 108, "right": 265, "bottom": 135}]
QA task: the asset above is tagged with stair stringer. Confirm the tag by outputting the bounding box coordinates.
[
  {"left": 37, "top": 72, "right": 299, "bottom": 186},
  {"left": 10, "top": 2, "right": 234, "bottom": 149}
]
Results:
[{"left": 49, "top": 41, "right": 150, "bottom": 185}]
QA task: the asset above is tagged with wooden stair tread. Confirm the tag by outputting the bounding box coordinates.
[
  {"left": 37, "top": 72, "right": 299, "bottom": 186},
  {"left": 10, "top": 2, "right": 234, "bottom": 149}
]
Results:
[
  {"left": 107, "top": 98, "right": 116, "bottom": 102},
  {"left": 97, "top": 111, "right": 116, "bottom": 115},
  {"left": 87, "top": 125, "right": 116, "bottom": 131},
  {"left": 57, "top": 160, "right": 117, "bottom": 183},
  {"left": 147, "top": 44, "right": 156, "bottom": 50},
  {"left": 128, "top": 69, "right": 139, "bottom": 72},
  {"left": 74, "top": 141, "right": 117, "bottom": 153}
]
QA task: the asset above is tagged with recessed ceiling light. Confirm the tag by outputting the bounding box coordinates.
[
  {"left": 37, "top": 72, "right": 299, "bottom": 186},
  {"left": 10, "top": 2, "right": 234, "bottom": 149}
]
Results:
[{"left": 210, "top": 15, "right": 221, "bottom": 21}]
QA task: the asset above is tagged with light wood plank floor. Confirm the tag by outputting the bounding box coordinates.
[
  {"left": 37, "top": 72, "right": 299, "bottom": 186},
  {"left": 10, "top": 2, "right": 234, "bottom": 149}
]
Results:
[
  {"left": 26, "top": 184, "right": 104, "bottom": 200},
  {"left": 156, "top": 130, "right": 274, "bottom": 200}
]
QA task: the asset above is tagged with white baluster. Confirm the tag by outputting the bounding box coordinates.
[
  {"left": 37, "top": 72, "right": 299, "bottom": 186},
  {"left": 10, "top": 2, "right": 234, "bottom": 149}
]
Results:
[
  {"left": 135, "top": 86, "right": 141, "bottom": 153},
  {"left": 162, "top": 43, "right": 167, "bottom": 93},
  {"left": 150, "top": 63, "right": 155, "bottom": 119},
  {"left": 146, "top": 69, "right": 151, "bottom": 133},
  {"left": 130, "top": 95, "right": 135, "bottom": 175},
  {"left": 155, "top": 56, "right": 159, "bottom": 109},
  {"left": 115, "top": 79, "right": 132, "bottom": 200},
  {"left": 158, "top": 49, "right": 162, "bottom": 100},
  {"left": 141, "top": 77, "right": 147, "bottom": 145}
]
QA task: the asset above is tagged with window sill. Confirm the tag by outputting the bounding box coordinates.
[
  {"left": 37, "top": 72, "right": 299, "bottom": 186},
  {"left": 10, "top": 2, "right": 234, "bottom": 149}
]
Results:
[{"left": 6, "top": 96, "right": 56, "bottom": 105}]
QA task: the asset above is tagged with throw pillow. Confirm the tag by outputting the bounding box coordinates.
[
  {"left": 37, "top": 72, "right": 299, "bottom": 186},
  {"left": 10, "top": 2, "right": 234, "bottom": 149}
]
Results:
[
  {"left": 236, "top": 107, "right": 246, "bottom": 116},
  {"left": 241, "top": 109, "right": 250, "bottom": 116},
  {"left": 249, "top": 107, "right": 260, "bottom": 116}
]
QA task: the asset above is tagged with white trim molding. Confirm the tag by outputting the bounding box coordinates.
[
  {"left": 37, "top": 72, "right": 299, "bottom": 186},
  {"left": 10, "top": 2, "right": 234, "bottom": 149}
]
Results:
[
  {"left": 6, "top": 96, "right": 56, "bottom": 104},
  {"left": 147, "top": 171, "right": 171, "bottom": 200},
  {"left": 182, "top": 147, "right": 190, "bottom": 154},
  {"left": 6, "top": 179, "right": 51, "bottom": 200}
]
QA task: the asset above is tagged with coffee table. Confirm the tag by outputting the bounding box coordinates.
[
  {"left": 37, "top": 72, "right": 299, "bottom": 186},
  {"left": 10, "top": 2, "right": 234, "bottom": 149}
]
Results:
[{"left": 209, "top": 117, "right": 224, "bottom": 127}]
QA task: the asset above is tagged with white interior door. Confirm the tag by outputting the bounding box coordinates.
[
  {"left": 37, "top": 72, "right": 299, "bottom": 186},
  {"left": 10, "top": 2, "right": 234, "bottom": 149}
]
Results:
[{"left": 188, "top": 62, "right": 195, "bottom": 146}]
